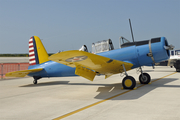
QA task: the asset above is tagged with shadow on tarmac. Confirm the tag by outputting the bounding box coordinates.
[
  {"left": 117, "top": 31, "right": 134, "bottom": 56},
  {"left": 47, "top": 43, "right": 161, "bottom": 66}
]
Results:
[
  {"left": 95, "top": 78, "right": 179, "bottom": 100},
  {"left": 20, "top": 81, "right": 70, "bottom": 87},
  {"left": 20, "top": 77, "right": 180, "bottom": 100},
  {"left": 20, "top": 81, "right": 110, "bottom": 87}
]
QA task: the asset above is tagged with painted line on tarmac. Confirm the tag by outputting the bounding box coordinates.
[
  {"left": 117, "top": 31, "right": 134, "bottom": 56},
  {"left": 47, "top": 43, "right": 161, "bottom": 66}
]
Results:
[
  {"left": 137, "top": 72, "right": 177, "bottom": 89},
  {"left": 53, "top": 72, "right": 177, "bottom": 120}
]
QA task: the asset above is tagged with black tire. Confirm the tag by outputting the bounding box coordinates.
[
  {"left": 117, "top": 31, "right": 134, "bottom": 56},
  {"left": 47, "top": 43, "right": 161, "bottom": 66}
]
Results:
[
  {"left": 33, "top": 76, "right": 42, "bottom": 84},
  {"left": 33, "top": 80, "right": 37, "bottom": 84},
  {"left": 176, "top": 68, "right": 180, "bottom": 72},
  {"left": 139, "top": 73, "right": 151, "bottom": 84},
  {"left": 122, "top": 76, "right": 136, "bottom": 89},
  {"left": 174, "top": 60, "right": 180, "bottom": 72}
]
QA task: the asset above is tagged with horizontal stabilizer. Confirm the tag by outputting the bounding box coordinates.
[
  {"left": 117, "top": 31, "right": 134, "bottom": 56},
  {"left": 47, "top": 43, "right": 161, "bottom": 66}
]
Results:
[{"left": 5, "top": 68, "right": 43, "bottom": 77}]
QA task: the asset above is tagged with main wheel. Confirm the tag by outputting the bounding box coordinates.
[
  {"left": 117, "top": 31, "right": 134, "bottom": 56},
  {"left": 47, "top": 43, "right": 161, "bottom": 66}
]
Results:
[
  {"left": 139, "top": 73, "right": 151, "bottom": 84},
  {"left": 122, "top": 76, "right": 136, "bottom": 89}
]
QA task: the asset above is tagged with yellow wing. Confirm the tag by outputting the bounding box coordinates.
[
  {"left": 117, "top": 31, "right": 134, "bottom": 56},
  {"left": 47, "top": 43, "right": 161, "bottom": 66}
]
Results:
[
  {"left": 49, "top": 50, "right": 133, "bottom": 81},
  {"left": 5, "top": 68, "right": 43, "bottom": 77}
]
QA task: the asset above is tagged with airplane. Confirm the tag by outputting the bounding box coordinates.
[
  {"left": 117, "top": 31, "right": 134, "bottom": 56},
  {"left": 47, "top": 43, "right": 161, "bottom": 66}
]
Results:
[{"left": 6, "top": 36, "right": 174, "bottom": 89}]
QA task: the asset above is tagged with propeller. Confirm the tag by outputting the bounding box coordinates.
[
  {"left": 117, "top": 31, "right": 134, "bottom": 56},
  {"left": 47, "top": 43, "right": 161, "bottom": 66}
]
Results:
[{"left": 164, "top": 44, "right": 174, "bottom": 50}]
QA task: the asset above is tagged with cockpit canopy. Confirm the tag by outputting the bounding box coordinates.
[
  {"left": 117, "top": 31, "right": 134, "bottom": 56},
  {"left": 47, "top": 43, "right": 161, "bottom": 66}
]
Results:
[
  {"left": 119, "top": 36, "right": 131, "bottom": 48},
  {"left": 92, "top": 39, "right": 114, "bottom": 54}
]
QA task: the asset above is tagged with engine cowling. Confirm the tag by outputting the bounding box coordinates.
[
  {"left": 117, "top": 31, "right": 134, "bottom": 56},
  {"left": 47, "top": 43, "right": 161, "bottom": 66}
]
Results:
[{"left": 136, "top": 37, "right": 172, "bottom": 66}]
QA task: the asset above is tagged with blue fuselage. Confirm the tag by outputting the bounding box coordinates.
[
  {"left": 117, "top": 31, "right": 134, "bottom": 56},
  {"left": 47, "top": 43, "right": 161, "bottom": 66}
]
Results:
[{"left": 28, "top": 37, "right": 170, "bottom": 78}]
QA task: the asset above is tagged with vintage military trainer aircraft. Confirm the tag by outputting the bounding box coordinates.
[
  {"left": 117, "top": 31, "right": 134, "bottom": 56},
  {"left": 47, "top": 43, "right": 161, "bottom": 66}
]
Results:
[{"left": 6, "top": 35, "right": 173, "bottom": 89}]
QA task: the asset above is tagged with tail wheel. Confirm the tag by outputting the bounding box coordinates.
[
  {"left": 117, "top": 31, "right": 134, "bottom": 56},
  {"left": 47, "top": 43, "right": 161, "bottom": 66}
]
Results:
[
  {"left": 33, "top": 76, "right": 42, "bottom": 84},
  {"left": 33, "top": 80, "right": 37, "bottom": 84},
  {"left": 139, "top": 73, "right": 151, "bottom": 84},
  {"left": 122, "top": 76, "right": 136, "bottom": 89}
]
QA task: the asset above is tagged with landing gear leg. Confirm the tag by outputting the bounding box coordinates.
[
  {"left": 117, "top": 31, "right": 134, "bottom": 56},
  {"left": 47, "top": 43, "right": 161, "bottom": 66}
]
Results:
[
  {"left": 121, "top": 64, "right": 136, "bottom": 89},
  {"left": 138, "top": 67, "right": 151, "bottom": 84}
]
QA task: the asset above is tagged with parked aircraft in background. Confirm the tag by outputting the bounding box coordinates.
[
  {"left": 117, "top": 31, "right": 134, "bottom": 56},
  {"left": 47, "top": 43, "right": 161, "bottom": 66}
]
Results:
[
  {"left": 156, "top": 49, "right": 180, "bottom": 72},
  {"left": 6, "top": 36, "right": 173, "bottom": 89}
]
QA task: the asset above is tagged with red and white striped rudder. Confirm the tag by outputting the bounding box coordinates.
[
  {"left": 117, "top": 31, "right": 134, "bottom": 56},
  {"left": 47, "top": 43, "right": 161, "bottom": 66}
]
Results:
[{"left": 29, "top": 37, "right": 36, "bottom": 65}]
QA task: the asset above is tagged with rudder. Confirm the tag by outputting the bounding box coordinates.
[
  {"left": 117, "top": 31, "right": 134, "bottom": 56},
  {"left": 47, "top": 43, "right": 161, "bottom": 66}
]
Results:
[{"left": 29, "top": 36, "right": 49, "bottom": 66}]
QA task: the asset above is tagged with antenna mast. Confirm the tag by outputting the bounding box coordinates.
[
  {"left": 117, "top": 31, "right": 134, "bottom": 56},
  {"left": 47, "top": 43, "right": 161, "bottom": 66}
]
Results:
[{"left": 129, "top": 19, "right": 135, "bottom": 43}]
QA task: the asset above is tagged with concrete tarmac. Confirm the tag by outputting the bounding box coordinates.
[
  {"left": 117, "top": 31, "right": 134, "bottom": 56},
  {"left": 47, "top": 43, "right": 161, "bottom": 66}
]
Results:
[{"left": 0, "top": 66, "right": 180, "bottom": 120}]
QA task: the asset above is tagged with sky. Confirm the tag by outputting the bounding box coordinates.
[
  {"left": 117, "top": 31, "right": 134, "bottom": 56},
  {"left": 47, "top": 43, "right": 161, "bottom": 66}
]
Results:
[{"left": 0, "top": 0, "right": 180, "bottom": 53}]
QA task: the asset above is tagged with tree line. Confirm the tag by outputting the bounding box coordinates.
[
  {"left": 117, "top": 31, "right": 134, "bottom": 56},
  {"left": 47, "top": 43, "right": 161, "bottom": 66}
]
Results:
[{"left": 0, "top": 53, "right": 53, "bottom": 57}]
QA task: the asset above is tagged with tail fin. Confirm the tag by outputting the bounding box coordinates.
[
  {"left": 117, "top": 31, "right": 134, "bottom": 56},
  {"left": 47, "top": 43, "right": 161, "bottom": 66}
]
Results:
[{"left": 29, "top": 36, "right": 49, "bottom": 66}]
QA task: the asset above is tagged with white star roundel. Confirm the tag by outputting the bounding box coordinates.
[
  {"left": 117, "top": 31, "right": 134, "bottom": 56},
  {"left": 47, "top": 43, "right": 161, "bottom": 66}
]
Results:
[{"left": 65, "top": 56, "right": 88, "bottom": 62}]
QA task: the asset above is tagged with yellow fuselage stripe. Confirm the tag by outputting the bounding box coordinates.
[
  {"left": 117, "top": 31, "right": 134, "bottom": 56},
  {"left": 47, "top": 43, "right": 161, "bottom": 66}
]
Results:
[{"left": 53, "top": 72, "right": 177, "bottom": 120}]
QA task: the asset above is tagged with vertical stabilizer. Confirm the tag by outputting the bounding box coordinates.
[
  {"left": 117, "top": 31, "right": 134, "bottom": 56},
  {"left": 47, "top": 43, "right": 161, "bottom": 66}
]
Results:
[{"left": 29, "top": 36, "right": 49, "bottom": 66}]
